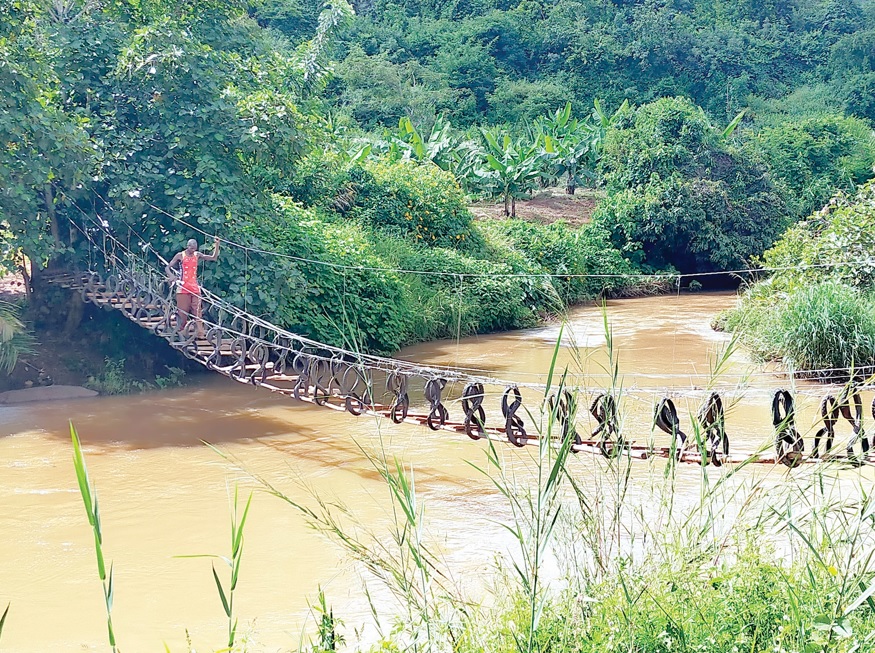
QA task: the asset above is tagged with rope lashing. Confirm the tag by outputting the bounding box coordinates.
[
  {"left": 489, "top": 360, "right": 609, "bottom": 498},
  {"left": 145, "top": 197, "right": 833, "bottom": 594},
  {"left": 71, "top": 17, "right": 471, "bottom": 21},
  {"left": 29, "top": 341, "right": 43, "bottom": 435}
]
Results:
[
  {"left": 591, "top": 393, "right": 621, "bottom": 457},
  {"left": 292, "top": 353, "right": 311, "bottom": 401},
  {"left": 812, "top": 395, "right": 838, "bottom": 458},
  {"left": 386, "top": 371, "right": 410, "bottom": 424},
  {"left": 424, "top": 378, "right": 449, "bottom": 431},
  {"left": 501, "top": 386, "right": 528, "bottom": 448},
  {"left": 548, "top": 389, "right": 580, "bottom": 447},
  {"left": 339, "top": 364, "right": 373, "bottom": 416},
  {"left": 654, "top": 398, "right": 687, "bottom": 460},
  {"left": 836, "top": 387, "right": 868, "bottom": 461},
  {"left": 697, "top": 392, "right": 728, "bottom": 467},
  {"left": 461, "top": 382, "right": 486, "bottom": 440},
  {"left": 811, "top": 388, "right": 869, "bottom": 461},
  {"left": 311, "top": 358, "right": 333, "bottom": 406},
  {"left": 772, "top": 390, "right": 804, "bottom": 468}
]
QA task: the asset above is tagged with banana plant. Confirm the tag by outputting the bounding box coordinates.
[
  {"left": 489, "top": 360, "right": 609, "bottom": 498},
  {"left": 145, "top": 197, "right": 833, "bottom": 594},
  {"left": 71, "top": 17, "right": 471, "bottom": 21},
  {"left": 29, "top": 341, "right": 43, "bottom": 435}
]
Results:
[
  {"left": 534, "top": 102, "right": 598, "bottom": 194},
  {"left": 447, "top": 139, "right": 488, "bottom": 196},
  {"left": 386, "top": 115, "right": 457, "bottom": 169},
  {"left": 543, "top": 133, "right": 594, "bottom": 195},
  {"left": 591, "top": 98, "right": 629, "bottom": 152},
  {"left": 479, "top": 129, "right": 548, "bottom": 216}
]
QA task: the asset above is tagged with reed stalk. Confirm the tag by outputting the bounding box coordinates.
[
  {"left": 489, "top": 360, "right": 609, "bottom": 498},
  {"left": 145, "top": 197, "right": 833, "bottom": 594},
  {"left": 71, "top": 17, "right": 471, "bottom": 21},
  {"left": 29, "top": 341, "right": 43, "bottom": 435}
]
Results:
[
  {"left": 179, "top": 485, "right": 252, "bottom": 650},
  {"left": 70, "top": 422, "right": 118, "bottom": 653}
]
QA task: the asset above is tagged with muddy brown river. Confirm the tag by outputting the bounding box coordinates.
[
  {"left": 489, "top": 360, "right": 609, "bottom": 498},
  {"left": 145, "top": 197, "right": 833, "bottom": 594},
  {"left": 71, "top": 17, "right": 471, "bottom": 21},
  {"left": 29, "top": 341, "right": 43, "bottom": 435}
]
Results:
[{"left": 1, "top": 292, "right": 872, "bottom": 652}]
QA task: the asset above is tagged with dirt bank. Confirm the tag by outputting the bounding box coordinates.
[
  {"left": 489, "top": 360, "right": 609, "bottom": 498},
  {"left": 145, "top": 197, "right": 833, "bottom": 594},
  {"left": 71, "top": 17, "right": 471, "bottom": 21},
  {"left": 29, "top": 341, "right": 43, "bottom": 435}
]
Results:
[{"left": 468, "top": 188, "right": 603, "bottom": 227}]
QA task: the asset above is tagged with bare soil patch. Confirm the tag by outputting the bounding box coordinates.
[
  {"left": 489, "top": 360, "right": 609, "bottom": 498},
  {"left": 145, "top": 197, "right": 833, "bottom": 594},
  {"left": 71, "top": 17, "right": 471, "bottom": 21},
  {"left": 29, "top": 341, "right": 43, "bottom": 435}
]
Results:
[
  {"left": 468, "top": 188, "right": 604, "bottom": 228},
  {"left": 0, "top": 272, "right": 27, "bottom": 303}
]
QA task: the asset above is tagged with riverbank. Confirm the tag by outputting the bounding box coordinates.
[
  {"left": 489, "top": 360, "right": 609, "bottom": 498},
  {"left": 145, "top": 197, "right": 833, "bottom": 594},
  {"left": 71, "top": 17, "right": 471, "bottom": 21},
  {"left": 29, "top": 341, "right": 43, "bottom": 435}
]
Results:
[{"left": 0, "top": 275, "right": 194, "bottom": 395}]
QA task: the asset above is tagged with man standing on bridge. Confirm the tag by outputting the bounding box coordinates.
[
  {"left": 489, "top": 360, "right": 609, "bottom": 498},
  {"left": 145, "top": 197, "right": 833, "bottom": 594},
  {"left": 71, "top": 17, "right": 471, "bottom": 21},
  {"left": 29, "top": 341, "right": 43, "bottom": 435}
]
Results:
[{"left": 166, "top": 237, "right": 220, "bottom": 338}]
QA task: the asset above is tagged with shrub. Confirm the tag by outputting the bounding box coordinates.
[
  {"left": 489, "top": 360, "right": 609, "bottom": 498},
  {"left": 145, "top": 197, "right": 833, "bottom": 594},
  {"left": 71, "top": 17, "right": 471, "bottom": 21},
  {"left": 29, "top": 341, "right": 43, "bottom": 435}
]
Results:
[
  {"left": 347, "top": 160, "right": 474, "bottom": 247},
  {"left": 282, "top": 151, "right": 353, "bottom": 210},
  {"left": 749, "top": 114, "right": 875, "bottom": 219},
  {"left": 756, "top": 180, "right": 875, "bottom": 294},
  {"left": 481, "top": 220, "right": 637, "bottom": 303},
  {"left": 771, "top": 282, "right": 875, "bottom": 372},
  {"left": 373, "top": 237, "right": 540, "bottom": 342},
  {"left": 242, "top": 197, "right": 412, "bottom": 353},
  {"left": 726, "top": 282, "right": 875, "bottom": 374},
  {"left": 595, "top": 175, "right": 786, "bottom": 274},
  {"left": 595, "top": 97, "right": 789, "bottom": 273},
  {"left": 599, "top": 97, "right": 714, "bottom": 191}
]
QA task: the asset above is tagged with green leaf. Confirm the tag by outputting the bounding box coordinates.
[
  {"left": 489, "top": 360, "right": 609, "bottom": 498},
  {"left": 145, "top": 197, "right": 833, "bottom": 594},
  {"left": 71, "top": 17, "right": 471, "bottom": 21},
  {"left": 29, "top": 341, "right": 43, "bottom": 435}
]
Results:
[
  {"left": 722, "top": 109, "right": 746, "bottom": 139},
  {"left": 813, "top": 615, "right": 833, "bottom": 631},
  {"left": 834, "top": 616, "right": 853, "bottom": 638},
  {"left": 232, "top": 493, "right": 253, "bottom": 559},
  {"left": 105, "top": 564, "right": 114, "bottom": 613},
  {"left": 70, "top": 422, "right": 95, "bottom": 525},
  {"left": 212, "top": 564, "right": 231, "bottom": 618},
  {"left": 845, "top": 577, "right": 875, "bottom": 616},
  {"left": 0, "top": 602, "right": 10, "bottom": 640},
  {"left": 485, "top": 153, "right": 506, "bottom": 173}
]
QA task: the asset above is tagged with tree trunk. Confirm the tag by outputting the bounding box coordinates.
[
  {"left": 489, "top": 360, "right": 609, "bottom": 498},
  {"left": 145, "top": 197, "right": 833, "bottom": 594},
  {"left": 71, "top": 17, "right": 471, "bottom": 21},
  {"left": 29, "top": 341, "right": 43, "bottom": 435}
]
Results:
[
  {"left": 511, "top": 196, "right": 516, "bottom": 217},
  {"left": 18, "top": 255, "right": 32, "bottom": 297},
  {"left": 63, "top": 290, "right": 84, "bottom": 335},
  {"left": 503, "top": 193, "right": 510, "bottom": 217},
  {"left": 565, "top": 179, "right": 576, "bottom": 195}
]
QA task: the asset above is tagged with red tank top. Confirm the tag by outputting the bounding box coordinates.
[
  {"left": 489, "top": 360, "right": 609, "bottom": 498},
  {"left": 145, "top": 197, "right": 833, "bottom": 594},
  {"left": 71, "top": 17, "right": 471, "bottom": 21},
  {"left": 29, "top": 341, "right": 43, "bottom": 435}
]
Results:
[{"left": 179, "top": 252, "right": 200, "bottom": 295}]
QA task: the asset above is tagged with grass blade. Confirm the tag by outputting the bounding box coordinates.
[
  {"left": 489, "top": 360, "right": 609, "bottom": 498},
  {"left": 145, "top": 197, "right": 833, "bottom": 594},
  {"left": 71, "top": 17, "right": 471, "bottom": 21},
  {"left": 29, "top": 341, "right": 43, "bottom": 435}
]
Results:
[
  {"left": 0, "top": 602, "right": 9, "bottom": 640},
  {"left": 212, "top": 564, "right": 231, "bottom": 618}
]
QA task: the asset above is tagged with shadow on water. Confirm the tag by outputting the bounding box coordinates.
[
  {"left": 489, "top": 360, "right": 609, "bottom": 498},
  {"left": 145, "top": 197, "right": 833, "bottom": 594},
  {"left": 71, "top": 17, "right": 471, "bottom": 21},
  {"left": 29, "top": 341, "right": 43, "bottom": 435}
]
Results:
[{"left": 0, "top": 374, "right": 497, "bottom": 490}]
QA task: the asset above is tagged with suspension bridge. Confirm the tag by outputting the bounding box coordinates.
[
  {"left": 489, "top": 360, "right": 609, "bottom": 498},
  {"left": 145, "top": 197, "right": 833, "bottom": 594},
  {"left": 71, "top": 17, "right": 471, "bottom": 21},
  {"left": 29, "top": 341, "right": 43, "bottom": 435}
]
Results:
[{"left": 46, "top": 211, "right": 875, "bottom": 469}]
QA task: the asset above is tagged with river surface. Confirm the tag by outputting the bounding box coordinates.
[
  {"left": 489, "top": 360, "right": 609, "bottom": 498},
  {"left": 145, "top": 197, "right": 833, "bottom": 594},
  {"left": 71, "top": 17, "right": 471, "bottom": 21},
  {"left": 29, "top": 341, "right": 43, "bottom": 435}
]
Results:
[{"left": 1, "top": 292, "right": 873, "bottom": 652}]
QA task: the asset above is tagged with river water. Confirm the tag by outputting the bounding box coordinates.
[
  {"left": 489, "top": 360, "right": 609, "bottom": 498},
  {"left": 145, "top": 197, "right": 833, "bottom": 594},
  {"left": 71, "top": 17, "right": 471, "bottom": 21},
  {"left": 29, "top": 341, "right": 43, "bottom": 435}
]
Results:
[{"left": 1, "top": 292, "right": 872, "bottom": 652}]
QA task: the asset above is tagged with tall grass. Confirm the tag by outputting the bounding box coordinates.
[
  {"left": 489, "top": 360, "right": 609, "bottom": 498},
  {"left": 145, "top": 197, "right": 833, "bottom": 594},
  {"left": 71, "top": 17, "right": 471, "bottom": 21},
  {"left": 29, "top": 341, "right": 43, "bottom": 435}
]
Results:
[
  {"left": 241, "top": 312, "right": 875, "bottom": 653},
  {"left": 60, "top": 318, "right": 875, "bottom": 653},
  {"left": 236, "top": 443, "right": 461, "bottom": 652},
  {"left": 179, "top": 485, "right": 252, "bottom": 650},
  {"left": 721, "top": 281, "right": 875, "bottom": 378},
  {"left": 469, "top": 327, "right": 577, "bottom": 653},
  {"left": 70, "top": 422, "right": 118, "bottom": 653}
]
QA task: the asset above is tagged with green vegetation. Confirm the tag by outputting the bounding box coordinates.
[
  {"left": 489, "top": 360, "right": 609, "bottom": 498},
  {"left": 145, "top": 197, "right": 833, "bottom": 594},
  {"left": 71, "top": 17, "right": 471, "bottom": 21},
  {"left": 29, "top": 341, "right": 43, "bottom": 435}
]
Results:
[
  {"left": 70, "top": 422, "right": 118, "bottom": 653},
  {"left": 0, "top": 301, "right": 35, "bottom": 374},
  {"left": 720, "top": 180, "right": 875, "bottom": 375},
  {"left": 85, "top": 358, "right": 185, "bottom": 395},
  {"left": 723, "top": 281, "right": 875, "bottom": 373},
  {"left": 0, "top": 603, "right": 8, "bottom": 643},
  {"left": 315, "top": 0, "right": 875, "bottom": 127},
  {"left": 58, "top": 326, "right": 875, "bottom": 652},
  {"left": 748, "top": 114, "right": 875, "bottom": 220},
  {"left": 178, "top": 487, "right": 253, "bottom": 650},
  {"left": 594, "top": 97, "right": 789, "bottom": 273},
  {"left": 2, "top": 0, "right": 875, "bottom": 374}
]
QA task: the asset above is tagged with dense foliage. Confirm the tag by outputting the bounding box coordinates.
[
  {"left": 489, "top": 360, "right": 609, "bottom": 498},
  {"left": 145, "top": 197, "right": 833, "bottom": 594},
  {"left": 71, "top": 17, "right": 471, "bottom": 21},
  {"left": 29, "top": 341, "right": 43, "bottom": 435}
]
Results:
[
  {"left": 288, "top": 0, "right": 875, "bottom": 128},
  {"left": 594, "top": 97, "right": 788, "bottom": 273},
  {"left": 720, "top": 180, "right": 875, "bottom": 374},
  {"left": 3, "top": 0, "right": 875, "bottom": 360},
  {"left": 1, "top": 0, "right": 642, "bottom": 355},
  {"left": 747, "top": 114, "right": 875, "bottom": 219}
]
